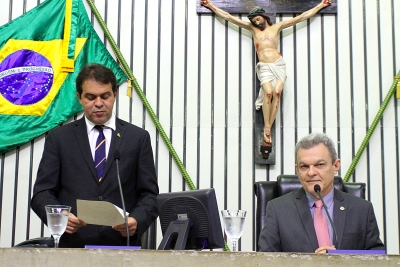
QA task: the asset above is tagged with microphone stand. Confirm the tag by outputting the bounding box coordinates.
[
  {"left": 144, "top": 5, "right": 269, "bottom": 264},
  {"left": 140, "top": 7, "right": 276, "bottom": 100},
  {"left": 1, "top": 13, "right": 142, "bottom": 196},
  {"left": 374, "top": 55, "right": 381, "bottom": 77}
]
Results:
[
  {"left": 314, "top": 184, "right": 338, "bottom": 249},
  {"left": 115, "top": 152, "right": 130, "bottom": 246}
]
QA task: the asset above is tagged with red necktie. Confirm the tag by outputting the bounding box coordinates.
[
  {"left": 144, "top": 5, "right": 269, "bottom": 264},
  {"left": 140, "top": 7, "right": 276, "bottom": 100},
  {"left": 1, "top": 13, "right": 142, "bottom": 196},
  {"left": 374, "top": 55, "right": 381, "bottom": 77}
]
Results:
[{"left": 314, "top": 199, "right": 330, "bottom": 247}]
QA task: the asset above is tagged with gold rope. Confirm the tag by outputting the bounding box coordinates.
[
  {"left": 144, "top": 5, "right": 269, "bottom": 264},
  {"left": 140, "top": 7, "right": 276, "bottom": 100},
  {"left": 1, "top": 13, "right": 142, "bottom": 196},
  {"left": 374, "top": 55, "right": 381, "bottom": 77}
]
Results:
[
  {"left": 61, "top": 0, "right": 74, "bottom": 72},
  {"left": 127, "top": 79, "right": 133, "bottom": 98},
  {"left": 396, "top": 75, "right": 400, "bottom": 98}
]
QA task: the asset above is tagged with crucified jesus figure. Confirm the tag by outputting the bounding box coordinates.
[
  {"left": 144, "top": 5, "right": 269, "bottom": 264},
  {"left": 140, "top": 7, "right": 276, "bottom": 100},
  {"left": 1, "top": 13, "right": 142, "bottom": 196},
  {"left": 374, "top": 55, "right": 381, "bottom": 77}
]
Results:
[{"left": 201, "top": 0, "right": 331, "bottom": 156}]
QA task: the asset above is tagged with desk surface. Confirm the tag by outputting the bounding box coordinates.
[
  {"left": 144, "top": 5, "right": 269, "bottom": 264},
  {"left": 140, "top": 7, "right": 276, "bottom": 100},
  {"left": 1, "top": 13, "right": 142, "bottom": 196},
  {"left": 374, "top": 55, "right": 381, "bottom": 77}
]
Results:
[{"left": 1, "top": 248, "right": 397, "bottom": 267}]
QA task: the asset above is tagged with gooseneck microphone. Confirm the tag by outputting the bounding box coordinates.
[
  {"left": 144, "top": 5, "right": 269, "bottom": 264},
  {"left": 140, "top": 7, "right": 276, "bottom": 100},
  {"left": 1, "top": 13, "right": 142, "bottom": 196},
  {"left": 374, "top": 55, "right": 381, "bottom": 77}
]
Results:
[
  {"left": 114, "top": 150, "right": 130, "bottom": 246},
  {"left": 314, "top": 184, "right": 338, "bottom": 249}
]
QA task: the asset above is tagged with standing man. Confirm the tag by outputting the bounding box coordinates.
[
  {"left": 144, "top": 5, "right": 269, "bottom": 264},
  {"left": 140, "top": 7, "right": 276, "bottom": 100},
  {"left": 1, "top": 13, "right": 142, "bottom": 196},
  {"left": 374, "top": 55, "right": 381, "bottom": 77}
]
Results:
[
  {"left": 201, "top": 0, "right": 331, "bottom": 152},
  {"left": 258, "top": 133, "right": 385, "bottom": 252},
  {"left": 31, "top": 63, "right": 159, "bottom": 248}
]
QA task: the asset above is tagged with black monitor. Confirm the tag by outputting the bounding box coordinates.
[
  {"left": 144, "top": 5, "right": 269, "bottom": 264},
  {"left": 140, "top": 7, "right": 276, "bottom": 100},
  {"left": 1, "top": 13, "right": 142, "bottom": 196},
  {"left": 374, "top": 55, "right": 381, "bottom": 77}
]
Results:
[{"left": 157, "top": 188, "right": 225, "bottom": 250}]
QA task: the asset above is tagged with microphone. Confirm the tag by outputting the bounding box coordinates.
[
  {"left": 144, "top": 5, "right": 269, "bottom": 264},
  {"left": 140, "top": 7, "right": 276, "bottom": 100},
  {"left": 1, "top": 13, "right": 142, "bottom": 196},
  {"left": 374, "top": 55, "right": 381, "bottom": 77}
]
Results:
[
  {"left": 313, "top": 184, "right": 338, "bottom": 249},
  {"left": 114, "top": 150, "right": 130, "bottom": 246}
]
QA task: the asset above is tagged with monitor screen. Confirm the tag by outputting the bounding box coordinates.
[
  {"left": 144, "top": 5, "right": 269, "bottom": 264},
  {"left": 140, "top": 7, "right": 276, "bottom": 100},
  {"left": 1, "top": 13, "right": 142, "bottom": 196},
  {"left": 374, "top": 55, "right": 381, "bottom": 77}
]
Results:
[{"left": 157, "top": 188, "right": 225, "bottom": 250}]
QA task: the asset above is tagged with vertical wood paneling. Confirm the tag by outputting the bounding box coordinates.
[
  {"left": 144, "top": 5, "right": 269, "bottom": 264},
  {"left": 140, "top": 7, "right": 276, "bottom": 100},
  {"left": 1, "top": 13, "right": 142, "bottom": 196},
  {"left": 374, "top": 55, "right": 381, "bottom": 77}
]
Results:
[
  {"left": 171, "top": 1, "right": 187, "bottom": 191},
  {"left": 157, "top": 0, "right": 173, "bottom": 193},
  {"left": 280, "top": 16, "right": 295, "bottom": 130},
  {"left": 116, "top": 1, "right": 133, "bottom": 123},
  {"left": 295, "top": 20, "right": 310, "bottom": 133},
  {"left": 1, "top": 0, "right": 400, "bottom": 253},
  {"left": 198, "top": 13, "right": 213, "bottom": 189},
  {"left": 28, "top": 136, "right": 47, "bottom": 241},
  {"left": 309, "top": 16, "right": 324, "bottom": 129},
  {"left": 1, "top": 154, "right": 16, "bottom": 247},
  {"left": 379, "top": 0, "right": 397, "bottom": 252},
  {"left": 14, "top": 147, "right": 30, "bottom": 245},
  {"left": 393, "top": 0, "right": 400, "bottom": 252},
  {"left": 336, "top": 0, "right": 352, "bottom": 180},
  {"left": 351, "top": 2, "right": 367, "bottom": 187},
  {"left": 185, "top": 0, "right": 200, "bottom": 191},
  {"left": 376, "top": 1, "right": 386, "bottom": 230},
  {"left": 131, "top": 0, "right": 146, "bottom": 128}
]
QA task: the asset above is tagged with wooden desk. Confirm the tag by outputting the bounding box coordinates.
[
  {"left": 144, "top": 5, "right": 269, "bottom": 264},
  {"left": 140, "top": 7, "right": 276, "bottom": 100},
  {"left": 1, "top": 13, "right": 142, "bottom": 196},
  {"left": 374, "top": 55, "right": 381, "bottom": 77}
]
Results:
[{"left": 1, "top": 248, "right": 397, "bottom": 267}]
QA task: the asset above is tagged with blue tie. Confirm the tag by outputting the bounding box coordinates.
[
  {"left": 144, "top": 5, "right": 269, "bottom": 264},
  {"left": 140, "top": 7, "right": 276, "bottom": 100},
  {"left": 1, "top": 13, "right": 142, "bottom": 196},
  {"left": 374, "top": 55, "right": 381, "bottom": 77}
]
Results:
[{"left": 94, "top": 125, "right": 106, "bottom": 182}]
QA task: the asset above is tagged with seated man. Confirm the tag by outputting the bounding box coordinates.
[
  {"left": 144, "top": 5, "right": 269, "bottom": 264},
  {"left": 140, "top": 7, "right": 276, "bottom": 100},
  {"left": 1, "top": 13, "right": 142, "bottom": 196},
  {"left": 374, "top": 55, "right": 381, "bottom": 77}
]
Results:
[{"left": 258, "top": 133, "right": 385, "bottom": 253}]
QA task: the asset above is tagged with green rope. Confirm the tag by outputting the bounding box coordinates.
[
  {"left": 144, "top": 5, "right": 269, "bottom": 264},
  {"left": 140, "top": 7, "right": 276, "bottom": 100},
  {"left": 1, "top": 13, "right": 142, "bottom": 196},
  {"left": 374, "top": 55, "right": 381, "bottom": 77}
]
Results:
[
  {"left": 343, "top": 70, "right": 400, "bottom": 182},
  {"left": 86, "top": 0, "right": 195, "bottom": 191}
]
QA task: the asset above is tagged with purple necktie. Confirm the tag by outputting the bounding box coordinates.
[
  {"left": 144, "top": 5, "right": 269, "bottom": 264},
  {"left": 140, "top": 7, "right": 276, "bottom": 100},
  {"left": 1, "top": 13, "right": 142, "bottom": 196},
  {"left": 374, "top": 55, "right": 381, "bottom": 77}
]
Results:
[
  {"left": 94, "top": 125, "right": 106, "bottom": 182},
  {"left": 314, "top": 199, "right": 331, "bottom": 247}
]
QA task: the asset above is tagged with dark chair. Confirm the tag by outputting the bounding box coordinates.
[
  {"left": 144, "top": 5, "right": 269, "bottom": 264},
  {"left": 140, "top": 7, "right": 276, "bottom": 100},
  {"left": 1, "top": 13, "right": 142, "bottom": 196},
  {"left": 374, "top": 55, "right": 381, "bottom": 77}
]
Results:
[
  {"left": 14, "top": 237, "right": 54, "bottom": 248},
  {"left": 253, "top": 174, "right": 366, "bottom": 251}
]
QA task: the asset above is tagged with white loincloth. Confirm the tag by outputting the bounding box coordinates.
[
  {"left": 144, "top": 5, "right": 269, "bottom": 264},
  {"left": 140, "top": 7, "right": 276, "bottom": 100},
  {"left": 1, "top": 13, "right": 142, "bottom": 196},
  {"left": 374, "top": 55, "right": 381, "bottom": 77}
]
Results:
[{"left": 254, "top": 57, "right": 287, "bottom": 110}]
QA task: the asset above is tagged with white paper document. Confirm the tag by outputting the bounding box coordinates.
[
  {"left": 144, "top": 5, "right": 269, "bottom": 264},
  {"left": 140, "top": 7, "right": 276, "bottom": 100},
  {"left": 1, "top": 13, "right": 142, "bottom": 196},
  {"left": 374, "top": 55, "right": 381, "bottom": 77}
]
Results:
[{"left": 77, "top": 199, "right": 128, "bottom": 226}]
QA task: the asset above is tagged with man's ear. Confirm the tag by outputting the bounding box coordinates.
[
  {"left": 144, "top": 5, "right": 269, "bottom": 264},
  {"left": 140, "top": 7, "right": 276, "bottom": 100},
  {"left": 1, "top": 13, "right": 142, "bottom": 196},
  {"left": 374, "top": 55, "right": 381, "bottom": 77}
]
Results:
[
  {"left": 333, "top": 158, "right": 341, "bottom": 172},
  {"left": 76, "top": 92, "right": 81, "bottom": 100}
]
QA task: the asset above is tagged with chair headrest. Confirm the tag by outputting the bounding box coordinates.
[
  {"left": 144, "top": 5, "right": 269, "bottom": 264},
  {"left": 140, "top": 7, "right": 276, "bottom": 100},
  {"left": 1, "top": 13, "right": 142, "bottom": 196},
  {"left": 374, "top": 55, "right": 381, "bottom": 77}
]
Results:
[{"left": 277, "top": 174, "right": 344, "bottom": 196}]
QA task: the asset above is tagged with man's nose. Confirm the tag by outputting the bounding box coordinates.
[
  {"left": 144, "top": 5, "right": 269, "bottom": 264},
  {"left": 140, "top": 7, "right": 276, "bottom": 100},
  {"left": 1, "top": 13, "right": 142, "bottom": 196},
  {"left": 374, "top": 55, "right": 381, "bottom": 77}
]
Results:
[
  {"left": 94, "top": 97, "right": 103, "bottom": 106},
  {"left": 307, "top": 165, "right": 317, "bottom": 176}
]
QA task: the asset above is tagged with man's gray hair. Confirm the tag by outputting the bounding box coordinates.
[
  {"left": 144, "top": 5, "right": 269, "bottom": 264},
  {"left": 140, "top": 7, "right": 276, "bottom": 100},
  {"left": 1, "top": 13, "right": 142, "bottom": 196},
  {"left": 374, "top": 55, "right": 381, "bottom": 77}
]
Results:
[{"left": 295, "top": 133, "right": 337, "bottom": 163}]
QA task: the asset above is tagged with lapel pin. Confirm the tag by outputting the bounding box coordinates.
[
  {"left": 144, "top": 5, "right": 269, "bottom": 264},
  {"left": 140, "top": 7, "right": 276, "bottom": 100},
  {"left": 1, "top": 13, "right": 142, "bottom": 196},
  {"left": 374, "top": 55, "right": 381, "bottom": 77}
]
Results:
[
  {"left": 117, "top": 133, "right": 121, "bottom": 137},
  {"left": 340, "top": 206, "right": 345, "bottom": 210}
]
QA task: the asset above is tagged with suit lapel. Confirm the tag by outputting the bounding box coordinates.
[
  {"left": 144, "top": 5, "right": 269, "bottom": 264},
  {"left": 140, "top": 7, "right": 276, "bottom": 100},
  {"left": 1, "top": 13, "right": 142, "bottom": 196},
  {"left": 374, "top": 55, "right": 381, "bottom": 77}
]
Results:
[
  {"left": 73, "top": 117, "right": 98, "bottom": 180},
  {"left": 333, "top": 189, "right": 346, "bottom": 249},
  {"left": 295, "top": 189, "right": 319, "bottom": 249},
  {"left": 103, "top": 118, "right": 125, "bottom": 179}
]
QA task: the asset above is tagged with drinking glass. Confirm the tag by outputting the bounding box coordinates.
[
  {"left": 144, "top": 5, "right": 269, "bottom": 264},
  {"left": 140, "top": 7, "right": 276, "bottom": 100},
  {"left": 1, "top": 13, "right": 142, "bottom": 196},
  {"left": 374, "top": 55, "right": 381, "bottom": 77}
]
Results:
[
  {"left": 221, "top": 210, "right": 246, "bottom": 252},
  {"left": 45, "top": 205, "right": 71, "bottom": 248}
]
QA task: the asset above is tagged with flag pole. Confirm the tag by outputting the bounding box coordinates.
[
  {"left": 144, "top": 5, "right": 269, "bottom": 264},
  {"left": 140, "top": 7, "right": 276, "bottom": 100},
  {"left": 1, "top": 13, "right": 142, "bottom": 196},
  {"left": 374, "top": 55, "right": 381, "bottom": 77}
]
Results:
[
  {"left": 85, "top": 0, "right": 196, "bottom": 191},
  {"left": 343, "top": 70, "right": 400, "bottom": 182}
]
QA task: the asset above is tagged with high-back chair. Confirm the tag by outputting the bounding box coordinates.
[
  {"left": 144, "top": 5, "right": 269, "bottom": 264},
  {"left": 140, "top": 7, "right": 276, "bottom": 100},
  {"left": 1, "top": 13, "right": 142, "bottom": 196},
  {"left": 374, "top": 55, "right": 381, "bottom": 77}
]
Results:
[{"left": 253, "top": 174, "right": 366, "bottom": 251}]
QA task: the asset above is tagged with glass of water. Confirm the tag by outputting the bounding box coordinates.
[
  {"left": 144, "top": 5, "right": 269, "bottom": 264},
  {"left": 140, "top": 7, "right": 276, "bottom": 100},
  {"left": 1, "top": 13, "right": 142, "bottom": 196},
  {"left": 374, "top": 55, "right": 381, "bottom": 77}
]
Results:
[
  {"left": 45, "top": 205, "right": 71, "bottom": 248},
  {"left": 221, "top": 210, "right": 246, "bottom": 252}
]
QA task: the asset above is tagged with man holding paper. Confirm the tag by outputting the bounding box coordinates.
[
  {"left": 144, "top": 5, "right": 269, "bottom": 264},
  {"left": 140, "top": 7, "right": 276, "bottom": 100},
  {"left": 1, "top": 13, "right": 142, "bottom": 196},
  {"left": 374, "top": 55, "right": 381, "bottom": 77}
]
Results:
[{"left": 31, "top": 63, "right": 159, "bottom": 248}]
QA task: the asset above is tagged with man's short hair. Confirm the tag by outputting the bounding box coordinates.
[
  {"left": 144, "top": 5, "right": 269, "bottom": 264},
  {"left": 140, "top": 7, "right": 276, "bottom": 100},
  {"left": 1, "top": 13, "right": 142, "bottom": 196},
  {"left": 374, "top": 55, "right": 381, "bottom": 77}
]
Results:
[
  {"left": 76, "top": 63, "right": 117, "bottom": 95},
  {"left": 295, "top": 133, "right": 338, "bottom": 164},
  {"left": 247, "top": 6, "right": 272, "bottom": 26}
]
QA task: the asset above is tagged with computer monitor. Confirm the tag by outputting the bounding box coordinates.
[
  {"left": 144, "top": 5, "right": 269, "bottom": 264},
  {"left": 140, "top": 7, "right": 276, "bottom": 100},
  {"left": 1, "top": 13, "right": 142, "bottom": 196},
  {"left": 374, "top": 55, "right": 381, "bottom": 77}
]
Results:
[{"left": 157, "top": 188, "right": 225, "bottom": 250}]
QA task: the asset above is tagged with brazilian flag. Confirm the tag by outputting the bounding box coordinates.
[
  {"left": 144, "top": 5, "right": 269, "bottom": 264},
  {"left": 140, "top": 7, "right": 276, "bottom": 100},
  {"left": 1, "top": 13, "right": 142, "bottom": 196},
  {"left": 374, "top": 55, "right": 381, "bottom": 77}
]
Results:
[{"left": 0, "top": 0, "right": 127, "bottom": 154}]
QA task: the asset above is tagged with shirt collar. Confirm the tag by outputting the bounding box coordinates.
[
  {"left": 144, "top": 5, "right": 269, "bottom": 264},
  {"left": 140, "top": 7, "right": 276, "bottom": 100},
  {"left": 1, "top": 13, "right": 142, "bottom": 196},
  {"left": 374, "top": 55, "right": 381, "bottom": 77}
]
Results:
[
  {"left": 85, "top": 113, "right": 116, "bottom": 133},
  {"left": 306, "top": 186, "right": 334, "bottom": 208}
]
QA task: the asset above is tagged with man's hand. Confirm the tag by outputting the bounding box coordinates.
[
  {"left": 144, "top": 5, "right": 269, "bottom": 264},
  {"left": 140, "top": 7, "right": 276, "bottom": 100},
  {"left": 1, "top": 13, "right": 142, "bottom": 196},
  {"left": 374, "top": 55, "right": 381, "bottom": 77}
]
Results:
[
  {"left": 65, "top": 213, "right": 86, "bottom": 234},
  {"left": 315, "top": 245, "right": 336, "bottom": 253},
  {"left": 322, "top": 0, "right": 332, "bottom": 6},
  {"left": 113, "top": 217, "right": 137, "bottom": 237},
  {"left": 200, "top": 0, "right": 210, "bottom": 7}
]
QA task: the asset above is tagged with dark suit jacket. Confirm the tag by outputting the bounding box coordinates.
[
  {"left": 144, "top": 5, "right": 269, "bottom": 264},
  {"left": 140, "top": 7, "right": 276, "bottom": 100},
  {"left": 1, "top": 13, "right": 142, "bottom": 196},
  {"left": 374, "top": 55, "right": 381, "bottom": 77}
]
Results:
[
  {"left": 258, "top": 188, "right": 385, "bottom": 252},
  {"left": 31, "top": 117, "right": 159, "bottom": 248}
]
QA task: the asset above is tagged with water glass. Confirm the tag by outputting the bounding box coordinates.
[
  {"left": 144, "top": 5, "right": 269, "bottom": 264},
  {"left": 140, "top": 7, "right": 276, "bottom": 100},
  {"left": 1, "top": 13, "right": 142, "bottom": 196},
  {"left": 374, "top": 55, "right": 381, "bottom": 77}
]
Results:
[
  {"left": 45, "top": 205, "right": 71, "bottom": 248},
  {"left": 221, "top": 210, "right": 246, "bottom": 251}
]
